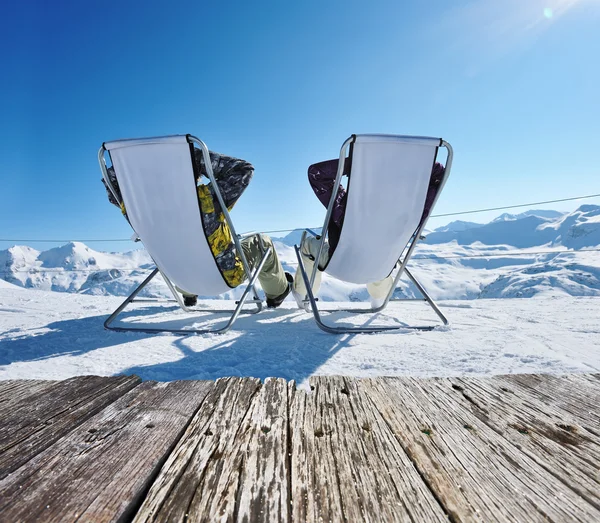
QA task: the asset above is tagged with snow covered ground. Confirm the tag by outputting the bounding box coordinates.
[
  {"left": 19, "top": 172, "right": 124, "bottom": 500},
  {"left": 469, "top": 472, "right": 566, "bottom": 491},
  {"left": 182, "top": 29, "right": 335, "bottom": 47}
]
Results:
[
  {"left": 1, "top": 281, "right": 598, "bottom": 389},
  {"left": 2, "top": 205, "right": 599, "bottom": 387}
]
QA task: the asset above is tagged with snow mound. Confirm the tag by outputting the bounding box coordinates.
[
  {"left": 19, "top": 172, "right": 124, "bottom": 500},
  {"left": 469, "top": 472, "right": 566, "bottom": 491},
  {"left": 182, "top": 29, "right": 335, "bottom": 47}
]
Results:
[{"left": 0, "top": 278, "right": 20, "bottom": 289}]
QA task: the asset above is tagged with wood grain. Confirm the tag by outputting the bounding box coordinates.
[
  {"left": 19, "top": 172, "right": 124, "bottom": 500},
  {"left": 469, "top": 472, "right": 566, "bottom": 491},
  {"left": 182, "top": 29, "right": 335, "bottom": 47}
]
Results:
[
  {"left": 498, "top": 374, "right": 600, "bottom": 429},
  {"left": 0, "top": 373, "right": 598, "bottom": 522},
  {"left": 0, "top": 380, "right": 211, "bottom": 522},
  {"left": 289, "top": 376, "right": 448, "bottom": 523},
  {"left": 360, "top": 376, "right": 600, "bottom": 522},
  {"left": 0, "top": 374, "right": 140, "bottom": 479},
  {"left": 445, "top": 376, "right": 600, "bottom": 510},
  {"left": 0, "top": 379, "right": 57, "bottom": 414},
  {"left": 133, "top": 377, "right": 263, "bottom": 522}
]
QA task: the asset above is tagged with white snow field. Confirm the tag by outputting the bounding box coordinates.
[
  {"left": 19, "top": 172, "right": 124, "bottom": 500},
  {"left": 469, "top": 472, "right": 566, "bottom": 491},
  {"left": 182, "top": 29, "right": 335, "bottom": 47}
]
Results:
[
  {"left": 1, "top": 205, "right": 599, "bottom": 387},
  {"left": 1, "top": 283, "right": 598, "bottom": 389}
]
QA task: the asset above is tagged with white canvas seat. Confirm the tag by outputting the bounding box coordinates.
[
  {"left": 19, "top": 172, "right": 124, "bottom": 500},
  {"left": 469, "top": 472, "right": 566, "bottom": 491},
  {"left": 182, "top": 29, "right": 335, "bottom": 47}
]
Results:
[
  {"left": 295, "top": 134, "right": 453, "bottom": 333},
  {"left": 98, "top": 134, "right": 271, "bottom": 334}
]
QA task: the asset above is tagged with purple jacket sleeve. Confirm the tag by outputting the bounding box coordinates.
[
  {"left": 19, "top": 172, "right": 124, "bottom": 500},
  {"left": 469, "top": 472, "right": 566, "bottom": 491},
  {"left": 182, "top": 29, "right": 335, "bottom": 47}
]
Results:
[
  {"left": 307, "top": 158, "right": 351, "bottom": 228},
  {"left": 308, "top": 158, "right": 445, "bottom": 233}
]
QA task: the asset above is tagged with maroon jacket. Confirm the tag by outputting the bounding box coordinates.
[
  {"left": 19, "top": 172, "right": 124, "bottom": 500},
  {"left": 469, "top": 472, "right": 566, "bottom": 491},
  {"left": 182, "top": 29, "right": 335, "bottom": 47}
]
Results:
[{"left": 307, "top": 159, "right": 445, "bottom": 253}]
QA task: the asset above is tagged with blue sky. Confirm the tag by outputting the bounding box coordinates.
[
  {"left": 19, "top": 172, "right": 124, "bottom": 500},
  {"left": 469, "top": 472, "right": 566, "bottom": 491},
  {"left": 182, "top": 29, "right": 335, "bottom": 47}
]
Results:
[{"left": 1, "top": 0, "right": 599, "bottom": 252}]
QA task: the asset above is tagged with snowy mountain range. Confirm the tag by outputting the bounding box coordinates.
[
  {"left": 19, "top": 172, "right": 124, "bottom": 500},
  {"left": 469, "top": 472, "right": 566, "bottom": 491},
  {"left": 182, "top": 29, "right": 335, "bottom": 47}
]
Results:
[
  {"left": 423, "top": 205, "right": 600, "bottom": 248},
  {"left": 1, "top": 205, "right": 599, "bottom": 301}
]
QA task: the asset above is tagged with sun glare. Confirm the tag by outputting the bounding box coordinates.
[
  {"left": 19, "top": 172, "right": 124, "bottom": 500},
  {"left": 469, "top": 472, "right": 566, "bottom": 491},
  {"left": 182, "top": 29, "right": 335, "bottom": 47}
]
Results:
[{"left": 544, "top": 7, "right": 554, "bottom": 18}]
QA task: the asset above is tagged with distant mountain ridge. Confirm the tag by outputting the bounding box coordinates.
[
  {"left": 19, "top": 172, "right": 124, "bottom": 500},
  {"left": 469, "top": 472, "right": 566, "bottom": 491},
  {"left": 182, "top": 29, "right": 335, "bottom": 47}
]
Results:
[
  {"left": 2, "top": 206, "right": 599, "bottom": 300},
  {"left": 424, "top": 205, "right": 600, "bottom": 248},
  {"left": 0, "top": 242, "right": 155, "bottom": 295},
  {"left": 491, "top": 209, "right": 565, "bottom": 222}
]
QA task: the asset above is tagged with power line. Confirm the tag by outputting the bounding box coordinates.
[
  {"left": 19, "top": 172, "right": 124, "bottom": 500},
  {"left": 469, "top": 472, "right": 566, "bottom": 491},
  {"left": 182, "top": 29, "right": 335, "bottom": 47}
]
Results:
[
  {"left": 0, "top": 268, "right": 154, "bottom": 274},
  {"left": 412, "top": 248, "right": 600, "bottom": 259},
  {"left": 258, "top": 193, "right": 600, "bottom": 235},
  {"left": 0, "top": 238, "right": 133, "bottom": 243},
  {"left": 280, "top": 248, "right": 600, "bottom": 265},
  {"left": 1, "top": 192, "right": 599, "bottom": 243},
  {"left": 430, "top": 194, "right": 600, "bottom": 219},
  {"left": 2, "top": 248, "right": 598, "bottom": 274}
]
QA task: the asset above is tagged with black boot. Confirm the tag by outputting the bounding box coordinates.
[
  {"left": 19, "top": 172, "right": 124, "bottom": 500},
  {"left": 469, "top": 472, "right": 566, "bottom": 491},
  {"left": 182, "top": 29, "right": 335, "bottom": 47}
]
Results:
[
  {"left": 183, "top": 295, "right": 197, "bottom": 307},
  {"left": 266, "top": 272, "right": 293, "bottom": 308}
]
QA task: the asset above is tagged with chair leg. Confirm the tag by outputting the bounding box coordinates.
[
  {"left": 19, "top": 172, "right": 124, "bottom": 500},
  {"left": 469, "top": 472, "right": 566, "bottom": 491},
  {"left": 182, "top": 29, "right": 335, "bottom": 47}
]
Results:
[
  {"left": 104, "top": 268, "right": 160, "bottom": 330},
  {"left": 294, "top": 246, "right": 443, "bottom": 334},
  {"left": 160, "top": 267, "right": 262, "bottom": 315},
  {"left": 219, "top": 246, "right": 272, "bottom": 332},
  {"left": 403, "top": 268, "right": 448, "bottom": 325},
  {"left": 103, "top": 247, "right": 271, "bottom": 335}
]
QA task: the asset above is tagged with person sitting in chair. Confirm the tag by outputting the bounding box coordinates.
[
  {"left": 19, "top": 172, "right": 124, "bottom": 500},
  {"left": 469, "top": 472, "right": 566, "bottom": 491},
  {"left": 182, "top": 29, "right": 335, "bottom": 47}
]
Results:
[
  {"left": 103, "top": 149, "right": 293, "bottom": 308},
  {"left": 292, "top": 157, "right": 445, "bottom": 309}
]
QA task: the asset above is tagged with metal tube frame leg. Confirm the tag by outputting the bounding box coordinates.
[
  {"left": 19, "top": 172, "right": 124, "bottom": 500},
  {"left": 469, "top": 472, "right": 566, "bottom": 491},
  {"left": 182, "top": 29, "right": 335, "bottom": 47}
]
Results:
[
  {"left": 103, "top": 247, "right": 272, "bottom": 335},
  {"left": 402, "top": 267, "right": 448, "bottom": 325},
  {"left": 294, "top": 246, "right": 441, "bottom": 334},
  {"left": 104, "top": 268, "right": 161, "bottom": 330}
]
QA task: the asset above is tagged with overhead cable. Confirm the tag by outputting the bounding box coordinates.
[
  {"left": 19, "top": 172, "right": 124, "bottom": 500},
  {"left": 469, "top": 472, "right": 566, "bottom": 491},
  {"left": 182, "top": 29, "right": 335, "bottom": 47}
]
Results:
[
  {"left": 2, "top": 248, "right": 599, "bottom": 274},
  {"left": 1, "top": 192, "right": 599, "bottom": 243}
]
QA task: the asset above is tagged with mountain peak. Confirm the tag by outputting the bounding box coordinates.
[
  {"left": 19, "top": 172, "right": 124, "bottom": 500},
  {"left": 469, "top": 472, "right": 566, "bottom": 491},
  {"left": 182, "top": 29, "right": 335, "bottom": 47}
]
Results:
[
  {"left": 435, "top": 220, "right": 483, "bottom": 233},
  {"left": 492, "top": 209, "right": 564, "bottom": 223},
  {"left": 38, "top": 241, "right": 97, "bottom": 269},
  {"left": 575, "top": 204, "right": 600, "bottom": 215},
  {"left": 1, "top": 245, "right": 40, "bottom": 270}
]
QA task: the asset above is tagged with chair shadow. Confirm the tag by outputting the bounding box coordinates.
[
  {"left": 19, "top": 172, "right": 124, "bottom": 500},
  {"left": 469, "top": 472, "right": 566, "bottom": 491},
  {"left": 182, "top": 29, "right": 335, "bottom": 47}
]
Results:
[
  {"left": 0, "top": 305, "right": 166, "bottom": 365},
  {"left": 120, "top": 308, "right": 358, "bottom": 384},
  {"left": 1, "top": 303, "right": 357, "bottom": 385}
]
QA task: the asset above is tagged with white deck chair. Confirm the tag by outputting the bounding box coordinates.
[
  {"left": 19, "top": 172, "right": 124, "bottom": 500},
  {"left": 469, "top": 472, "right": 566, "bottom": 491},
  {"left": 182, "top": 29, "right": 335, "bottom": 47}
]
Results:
[
  {"left": 294, "top": 134, "right": 453, "bottom": 333},
  {"left": 98, "top": 134, "right": 271, "bottom": 335}
]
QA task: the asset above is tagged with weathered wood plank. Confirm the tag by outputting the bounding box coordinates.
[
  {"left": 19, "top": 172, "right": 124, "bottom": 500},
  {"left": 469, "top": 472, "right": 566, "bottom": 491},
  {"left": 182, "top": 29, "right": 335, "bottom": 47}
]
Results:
[
  {"left": 0, "top": 374, "right": 140, "bottom": 479},
  {"left": 0, "top": 379, "right": 57, "bottom": 414},
  {"left": 498, "top": 374, "right": 600, "bottom": 429},
  {"left": 288, "top": 378, "right": 344, "bottom": 522},
  {"left": 564, "top": 372, "right": 600, "bottom": 394},
  {"left": 289, "top": 376, "right": 448, "bottom": 523},
  {"left": 444, "top": 376, "right": 600, "bottom": 510},
  {"left": 133, "top": 377, "right": 263, "bottom": 522},
  {"left": 360, "top": 376, "right": 600, "bottom": 522},
  {"left": 0, "top": 380, "right": 211, "bottom": 523},
  {"left": 234, "top": 377, "right": 290, "bottom": 522}
]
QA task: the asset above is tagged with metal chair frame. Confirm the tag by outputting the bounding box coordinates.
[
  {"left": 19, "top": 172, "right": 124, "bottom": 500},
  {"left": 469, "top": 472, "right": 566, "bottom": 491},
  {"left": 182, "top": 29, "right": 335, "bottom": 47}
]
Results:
[
  {"left": 295, "top": 134, "right": 453, "bottom": 334},
  {"left": 98, "top": 135, "right": 269, "bottom": 335}
]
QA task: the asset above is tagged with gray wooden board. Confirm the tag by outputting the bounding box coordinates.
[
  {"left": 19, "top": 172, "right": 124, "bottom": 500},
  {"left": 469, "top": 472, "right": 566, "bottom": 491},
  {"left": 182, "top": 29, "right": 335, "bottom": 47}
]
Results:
[
  {"left": 288, "top": 378, "right": 344, "bottom": 523},
  {"left": 443, "top": 376, "right": 600, "bottom": 510},
  {"left": 0, "top": 380, "right": 57, "bottom": 414},
  {"left": 233, "top": 377, "right": 289, "bottom": 522},
  {"left": 0, "top": 380, "right": 211, "bottom": 523},
  {"left": 497, "top": 374, "right": 600, "bottom": 430},
  {"left": 133, "top": 377, "right": 266, "bottom": 522},
  {"left": 0, "top": 374, "right": 141, "bottom": 479},
  {"left": 564, "top": 373, "right": 600, "bottom": 395},
  {"left": 288, "top": 376, "right": 448, "bottom": 523},
  {"left": 1, "top": 374, "right": 599, "bottom": 523},
  {"left": 360, "top": 376, "right": 600, "bottom": 522}
]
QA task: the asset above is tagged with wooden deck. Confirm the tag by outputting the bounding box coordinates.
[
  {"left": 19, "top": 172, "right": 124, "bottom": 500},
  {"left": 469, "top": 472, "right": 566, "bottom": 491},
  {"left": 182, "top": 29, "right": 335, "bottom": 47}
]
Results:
[{"left": 0, "top": 374, "right": 599, "bottom": 522}]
